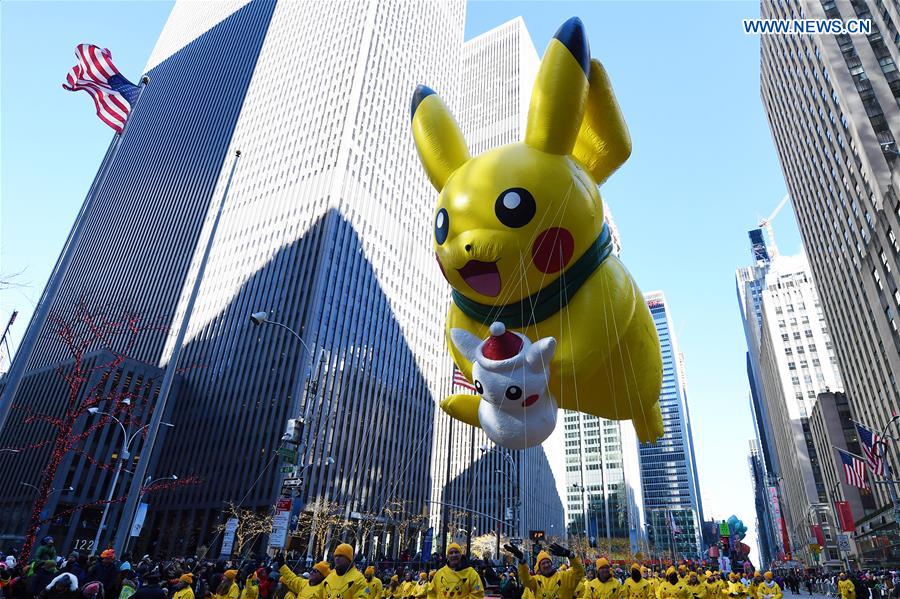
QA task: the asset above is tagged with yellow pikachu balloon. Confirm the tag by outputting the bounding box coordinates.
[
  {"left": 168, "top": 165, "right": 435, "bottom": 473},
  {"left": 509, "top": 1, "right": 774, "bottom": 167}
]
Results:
[{"left": 411, "top": 17, "right": 663, "bottom": 445}]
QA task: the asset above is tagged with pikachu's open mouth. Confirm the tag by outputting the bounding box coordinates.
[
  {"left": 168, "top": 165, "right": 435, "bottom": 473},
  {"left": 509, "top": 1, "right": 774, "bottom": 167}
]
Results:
[{"left": 457, "top": 260, "right": 501, "bottom": 297}]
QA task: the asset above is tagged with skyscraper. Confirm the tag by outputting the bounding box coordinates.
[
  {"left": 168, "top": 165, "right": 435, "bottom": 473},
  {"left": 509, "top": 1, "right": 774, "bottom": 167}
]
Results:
[
  {"left": 737, "top": 230, "right": 787, "bottom": 565},
  {"left": 430, "top": 16, "right": 565, "bottom": 550},
  {"left": 760, "top": 0, "right": 900, "bottom": 536},
  {"left": 639, "top": 292, "right": 704, "bottom": 559},
  {"left": 743, "top": 250, "right": 844, "bottom": 568},
  {"left": 0, "top": 0, "right": 465, "bottom": 557}
]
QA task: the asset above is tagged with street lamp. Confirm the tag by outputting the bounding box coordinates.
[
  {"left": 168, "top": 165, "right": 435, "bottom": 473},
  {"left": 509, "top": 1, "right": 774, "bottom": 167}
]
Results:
[
  {"left": 20, "top": 482, "right": 74, "bottom": 495},
  {"left": 479, "top": 444, "right": 519, "bottom": 561},
  {"left": 0, "top": 448, "right": 21, "bottom": 455},
  {"left": 120, "top": 475, "right": 179, "bottom": 556},
  {"left": 87, "top": 406, "right": 173, "bottom": 555}
]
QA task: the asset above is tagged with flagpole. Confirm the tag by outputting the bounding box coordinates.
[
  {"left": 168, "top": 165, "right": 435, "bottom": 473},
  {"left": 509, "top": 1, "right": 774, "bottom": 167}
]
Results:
[
  {"left": 0, "top": 75, "right": 150, "bottom": 437},
  {"left": 112, "top": 149, "right": 243, "bottom": 555}
]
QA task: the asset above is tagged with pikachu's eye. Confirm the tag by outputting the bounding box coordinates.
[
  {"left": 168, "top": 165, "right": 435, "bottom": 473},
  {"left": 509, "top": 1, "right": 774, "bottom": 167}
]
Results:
[
  {"left": 435, "top": 208, "right": 449, "bottom": 244},
  {"left": 495, "top": 188, "right": 536, "bottom": 228}
]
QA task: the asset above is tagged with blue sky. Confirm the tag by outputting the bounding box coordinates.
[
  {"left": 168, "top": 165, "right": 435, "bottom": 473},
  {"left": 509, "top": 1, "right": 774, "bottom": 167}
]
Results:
[{"left": 1, "top": 1, "right": 806, "bottom": 560}]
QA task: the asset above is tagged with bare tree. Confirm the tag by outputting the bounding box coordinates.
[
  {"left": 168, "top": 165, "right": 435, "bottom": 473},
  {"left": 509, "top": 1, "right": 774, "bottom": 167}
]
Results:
[
  {"left": 218, "top": 501, "right": 275, "bottom": 557},
  {"left": 293, "top": 498, "right": 343, "bottom": 557}
]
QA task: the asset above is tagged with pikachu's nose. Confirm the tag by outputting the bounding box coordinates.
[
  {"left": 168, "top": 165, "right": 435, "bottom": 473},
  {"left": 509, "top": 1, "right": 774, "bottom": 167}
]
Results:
[{"left": 464, "top": 243, "right": 472, "bottom": 253}]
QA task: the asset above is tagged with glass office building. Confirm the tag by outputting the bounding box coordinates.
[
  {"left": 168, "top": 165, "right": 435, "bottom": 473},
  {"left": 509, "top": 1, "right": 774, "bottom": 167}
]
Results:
[{"left": 639, "top": 292, "right": 704, "bottom": 559}]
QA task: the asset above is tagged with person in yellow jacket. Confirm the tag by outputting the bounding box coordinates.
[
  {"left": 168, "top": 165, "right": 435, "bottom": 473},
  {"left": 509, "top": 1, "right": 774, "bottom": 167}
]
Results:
[
  {"left": 174, "top": 574, "right": 196, "bottom": 599},
  {"left": 701, "top": 572, "right": 721, "bottom": 599},
  {"left": 215, "top": 571, "right": 241, "bottom": 599},
  {"left": 645, "top": 570, "right": 659, "bottom": 599},
  {"left": 280, "top": 561, "right": 329, "bottom": 599},
  {"left": 362, "top": 567, "right": 383, "bottom": 599},
  {"left": 505, "top": 543, "right": 583, "bottom": 599},
  {"left": 656, "top": 567, "right": 687, "bottom": 599},
  {"left": 681, "top": 572, "right": 705, "bottom": 599},
  {"left": 726, "top": 574, "right": 747, "bottom": 599},
  {"left": 385, "top": 577, "right": 399, "bottom": 599},
  {"left": 837, "top": 574, "right": 855, "bottom": 599},
  {"left": 428, "top": 543, "right": 484, "bottom": 599},
  {"left": 399, "top": 573, "right": 416, "bottom": 599},
  {"left": 577, "top": 570, "right": 589, "bottom": 599},
  {"left": 756, "top": 573, "right": 782, "bottom": 599},
  {"left": 585, "top": 559, "right": 621, "bottom": 599},
  {"left": 623, "top": 563, "right": 651, "bottom": 599},
  {"left": 747, "top": 573, "right": 762, "bottom": 599},
  {"left": 323, "top": 544, "right": 367, "bottom": 599},
  {"left": 413, "top": 574, "right": 429, "bottom": 599}
]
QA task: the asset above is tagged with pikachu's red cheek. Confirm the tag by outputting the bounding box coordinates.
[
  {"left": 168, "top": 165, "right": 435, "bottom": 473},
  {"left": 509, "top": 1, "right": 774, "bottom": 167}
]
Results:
[{"left": 532, "top": 227, "right": 574, "bottom": 273}]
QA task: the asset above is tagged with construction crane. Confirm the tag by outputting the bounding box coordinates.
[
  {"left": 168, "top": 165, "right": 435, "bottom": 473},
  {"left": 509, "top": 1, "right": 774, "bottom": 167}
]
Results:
[{"left": 758, "top": 194, "right": 790, "bottom": 259}]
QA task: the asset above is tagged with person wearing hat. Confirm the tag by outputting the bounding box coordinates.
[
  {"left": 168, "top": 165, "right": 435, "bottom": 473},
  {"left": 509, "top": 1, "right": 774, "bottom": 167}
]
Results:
[
  {"left": 399, "top": 571, "right": 416, "bottom": 599},
  {"left": 35, "top": 537, "right": 58, "bottom": 564},
  {"left": 504, "top": 542, "right": 582, "bottom": 599},
  {"left": 38, "top": 572, "right": 79, "bottom": 599},
  {"left": 623, "top": 564, "right": 650, "bottom": 599},
  {"left": 277, "top": 557, "right": 328, "bottom": 599},
  {"left": 838, "top": 574, "right": 855, "bottom": 599},
  {"left": 132, "top": 566, "right": 167, "bottom": 599},
  {"left": 386, "top": 576, "right": 399, "bottom": 599},
  {"left": 119, "top": 569, "right": 138, "bottom": 599},
  {"left": 173, "top": 574, "right": 196, "bottom": 599},
  {"left": 726, "top": 574, "right": 747, "bottom": 599},
  {"left": 757, "top": 573, "right": 782, "bottom": 599},
  {"left": 429, "top": 543, "right": 483, "bottom": 599},
  {"left": 413, "top": 573, "right": 429, "bottom": 599},
  {"left": 585, "top": 558, "right": 620, "bottom": 599},
  {"left": 214, "top": 570, "right": 241, "bottom": 599},
  {"left": 363, "top": 566, "right": 383, "bottom": 599},
  {"left": 702, "top": 572, "right": 721, "bottom": 599},
  {"left": 62, "top": 552, "right": 85, "bottom": 587},
  {"left": 682, "top": 572, "right": 705, "bottom": 599},
  {"left": 87, "top": 550, "right": 119, "bottom": 599},
  {"left": 656, "top": 567, "right": 687, "bottom": 599},
  {"left": 323, "top": 543, "right": 366, "bottom": 599},
  {"left": 33, "top": 560, "right": 61, "bottom": 596},
  {"left": 747, "top": 573, "right": 763, "bottom": 599}
]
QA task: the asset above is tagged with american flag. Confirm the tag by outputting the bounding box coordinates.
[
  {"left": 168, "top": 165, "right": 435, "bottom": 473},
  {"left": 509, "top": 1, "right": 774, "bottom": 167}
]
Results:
[
  {"left": 837, "top": 448, "right": 870, "bottom": 489},
  {"left": 452, "top": 366, "right": 476, "bottom": 392},
  {"left": 668, "top": 510, "right": 682, "bottom": 534},
  {"left": 855, "top": 422, "right": 887, "bottom": 477},
  {"left": 63, "top": 44, "right": 140, "bottom": 133}
]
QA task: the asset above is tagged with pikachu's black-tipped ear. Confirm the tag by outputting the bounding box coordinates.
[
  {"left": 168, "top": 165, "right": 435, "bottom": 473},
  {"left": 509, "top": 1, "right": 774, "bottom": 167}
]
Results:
[
  {"left": 573, "top": 60, "right": 632, "bottom": 184},
  {"left": 525, "top": 17, "right": 591, "bottom": 155},
  {"left": 410, "top": 85, "right": 470, "bottom": 192}
]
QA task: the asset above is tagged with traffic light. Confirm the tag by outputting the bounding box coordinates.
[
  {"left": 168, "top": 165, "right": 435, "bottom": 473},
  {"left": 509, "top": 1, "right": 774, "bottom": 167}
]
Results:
[{"left": 283, "top": 418, "right": 303, "bottom": 445}]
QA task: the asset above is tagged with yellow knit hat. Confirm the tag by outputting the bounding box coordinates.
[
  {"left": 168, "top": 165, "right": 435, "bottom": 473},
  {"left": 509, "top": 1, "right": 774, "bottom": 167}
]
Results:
[
  {"left": 631, "top": 563, "right": 640, "bottom": 573},
  {"left": 313, "top": 562, "right": 331, "bottom": 578},
  {"left": 365, "top": 567, "right": 375, "bottom": 576},
  {"left": 596, "top": 558, "right": 610, "bottom": 568},
  {"left": 765, "top": 572, "right": 773, "bottom": 580},
  {"left": 419, "top": 573, "right": 427, "bottom": 580},
  {"left": 224, "top": 570, "right": 238, "bottom": 581},
  {"left": 180, "top": 574, "right": 194, "bottom": 584},
  {"left": 390, "top": 575, "right": 399, "bottom": 583},
  {"left": 447, "top": 542, "right": 462, "bottom": 555},
  {"left": 333, "top": 543, "right": 354, "bottom": 561},
  {"left": 536, "top": 551, "right": 551, "bottom": 567},
  {"left": 666, "top": 567, "right": 676, "bottom": 576}
]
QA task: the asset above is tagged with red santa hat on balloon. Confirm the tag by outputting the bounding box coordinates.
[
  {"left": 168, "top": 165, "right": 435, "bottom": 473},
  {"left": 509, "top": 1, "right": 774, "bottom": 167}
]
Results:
[{"left": 480, "top": 322, "right": 524, "bottom": 362}]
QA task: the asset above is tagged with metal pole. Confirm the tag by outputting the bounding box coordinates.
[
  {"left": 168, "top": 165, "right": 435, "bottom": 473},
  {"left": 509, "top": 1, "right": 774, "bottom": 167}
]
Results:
[
  {"left": 0, "top": 78, "right": 149, "bottom": 437},
  {"left": 112, "top": 150, "right": 242, "bottom": 554},
  {"left": 92, "top": 456, "right": 124, "bottom": 554},
  {"left": 465, "top": 426, "right": 474, "bottom": 557},
  {"left": 829, "top": 481, "right": 851, "bottom": 572},
  {"left": 496, "top": 470, "right": 503, "bottom": 563},
  {"left": 439, "top": 418, "right": 454, "bottom": 555}
]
